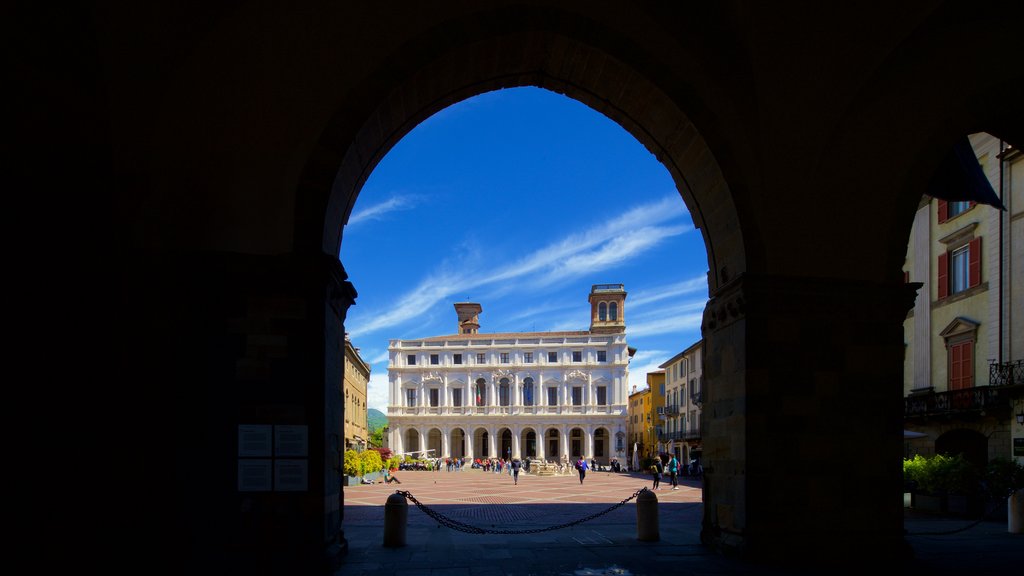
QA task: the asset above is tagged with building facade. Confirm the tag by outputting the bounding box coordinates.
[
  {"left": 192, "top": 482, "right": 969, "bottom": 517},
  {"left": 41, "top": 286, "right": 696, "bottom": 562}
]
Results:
[
  {"left": 343, "top": 335, "right": 371, "bottom": 451},
  {"left": 659, "top": 339, "right": 704, "bottom": 466},
  {"left": 386, "top": 284, "right": 631, "bottom": 465},
  {"left": 627, "top": 376, "right": 656, "bottom": 467},
  {"left": 903, "top": 133, "right": 1024, "bottom": 467}
]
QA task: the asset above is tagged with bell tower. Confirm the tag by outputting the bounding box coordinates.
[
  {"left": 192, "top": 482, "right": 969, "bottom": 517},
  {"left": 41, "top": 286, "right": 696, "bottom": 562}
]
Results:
[
  {"left": 454, "top": 302, "right": 482, "bottom": 334},
  {"left": 589, "top": 284, "right": 626, "bottom": 334}
]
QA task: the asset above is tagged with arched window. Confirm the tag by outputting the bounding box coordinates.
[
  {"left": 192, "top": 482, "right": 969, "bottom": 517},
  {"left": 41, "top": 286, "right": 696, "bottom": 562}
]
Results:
[
  {"left": 523, "top": 377, "right": 534, "bottom": 406},
  {"left": 609, "top": 302, "right": 618, "bottom": 321},
  {"left": 475, "top": 378, "right": 487, "bottom": 406},
  {"left": 598, "top": 302, "right": 607, "bottom": 321},
  {"left": 499, "top": 378, "right": 510, "bottom": 406}
]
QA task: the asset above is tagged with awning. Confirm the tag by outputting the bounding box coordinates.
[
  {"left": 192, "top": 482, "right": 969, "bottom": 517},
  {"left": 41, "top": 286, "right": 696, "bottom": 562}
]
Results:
[
  {"left": 926, "top": 137, "right": 1006, "bottom": 211},
  {"left": 903, "top": 430, "right": 928, "bottom": 439}
]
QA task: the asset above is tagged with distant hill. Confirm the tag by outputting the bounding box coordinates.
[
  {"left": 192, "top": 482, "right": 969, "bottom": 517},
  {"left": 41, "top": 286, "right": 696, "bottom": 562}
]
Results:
[{"left": 367, "top": 409, "right": 387, "bottom": 433}]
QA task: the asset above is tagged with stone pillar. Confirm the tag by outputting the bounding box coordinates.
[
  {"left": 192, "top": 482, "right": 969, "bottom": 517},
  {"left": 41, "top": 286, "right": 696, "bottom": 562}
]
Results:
[
  {"left": 489, "top": 427, "right": 498, "bottom": 458},
  {"left": 699, "top": 274, "right": 916, "bottom": 563},
  {"left": 442, "top": 376, "right": 449, "bottom": 413},
  {"left": 585, "top": 427, "right": 594, "bottom": 460},
  {"left": 466, "top": 429, "right": 474, "bottom": 460},
  {"left": 441, "top": 428, "right": 450, "bottom": 458},
  {"left": 560, "top": 427, "right": 569, "bottom": 461},
  {"left": 537, "top": 428, "right": 546, "bottom": 460},
  {"left": 512, "top": 426, "right": 521, "bottom": 458},
  {"left": 133, "top": 252, "right": 356, "bottom": 573}
]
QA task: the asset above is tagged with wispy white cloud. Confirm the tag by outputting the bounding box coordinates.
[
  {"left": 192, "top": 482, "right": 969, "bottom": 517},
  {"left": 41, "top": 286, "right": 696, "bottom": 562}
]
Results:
[
  {"left": 347, "top": 194, "right": 421, "bottom": 226},
  {"left": 346, "top": 196, "right": 692, "bottom": 339},
  {"left": 629, "top": 275, "right": 708, "bottom": 308},
  {"left": 533, "top": 225, "right": 689, "bottom": 286},
  {"left": 627, "top": 309, "right": 705, "bottom": 338},
  {"left": 366, "top": 372, "right": 390, "bottom": 412},
  {"left": 627, "top": 349, "right": 670, "bottom": 392}
]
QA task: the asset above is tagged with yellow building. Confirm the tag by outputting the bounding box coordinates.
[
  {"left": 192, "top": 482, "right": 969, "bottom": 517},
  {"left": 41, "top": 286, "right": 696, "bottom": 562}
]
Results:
[
  {"left": 645, "top": 370, "right": 666, "bottom": 458},
  {"left": 903, "top": 133, "right": 1023, "bottom": 466},
  {"left": 343, "top": 334, "right": 371, "bottom": 451}
]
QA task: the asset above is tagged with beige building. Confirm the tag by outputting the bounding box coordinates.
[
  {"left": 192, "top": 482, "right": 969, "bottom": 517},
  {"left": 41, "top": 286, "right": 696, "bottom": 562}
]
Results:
[
  {"left": 903, "top": 133, "right": 1023, "bottom": 467},
  {"left": 343, "top": 334, "right": 371, "bottom": 451},
  {"left": 386, "top": 285, "right": 632, "bottom": 465},
  {"left": 659, "top": 339, "right": 704, "bottom": 466},
  {"left": 627, "top": 376, "right": 655, "bottom": 467}
]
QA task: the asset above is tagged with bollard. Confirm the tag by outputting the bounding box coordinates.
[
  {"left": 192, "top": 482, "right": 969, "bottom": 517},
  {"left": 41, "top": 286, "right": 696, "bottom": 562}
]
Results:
[
  {"left": 383, "top": 492, "right": 408, "bottom": 547},
  {"left": 1010, "top": 488, "right": 1023, "bottom": 534},
  {"left": 636, "top": 488, "right": 659, "bottom": 541}
]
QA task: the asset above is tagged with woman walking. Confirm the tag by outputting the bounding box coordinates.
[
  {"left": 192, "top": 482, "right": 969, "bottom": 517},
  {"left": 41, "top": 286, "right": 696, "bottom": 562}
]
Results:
[
  {"left": 575, "top": 455, "right": 588, "bottom": 484},
  {"left": 650, "top": 456, "right": 663, "bottom": 490}
]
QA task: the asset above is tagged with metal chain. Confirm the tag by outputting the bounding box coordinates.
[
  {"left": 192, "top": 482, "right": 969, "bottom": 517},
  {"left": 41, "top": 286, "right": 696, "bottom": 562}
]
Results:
[
  {"left": 394, "top": 487, "right": 649, "bottom": 535},
  {"left": 905, "top": 492, "right": 1013, "bottom": 536}
]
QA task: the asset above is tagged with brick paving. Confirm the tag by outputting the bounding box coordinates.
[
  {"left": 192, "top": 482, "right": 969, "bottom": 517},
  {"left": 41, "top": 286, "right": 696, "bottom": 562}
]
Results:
[{"left": 338, "top": 468, "right": 1022, "bottom": 576}]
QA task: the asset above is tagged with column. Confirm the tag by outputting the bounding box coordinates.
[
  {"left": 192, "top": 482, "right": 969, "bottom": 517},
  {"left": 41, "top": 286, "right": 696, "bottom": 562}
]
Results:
[
  {"left": 585, "top": 427, "right": 594, "bottom": 459},
  {"left": 441, "top": 427, "right": 450, "bottom": 458},
  {"left": 488, "top": 427, "right": 498, "bottom": 459},
  {"left": 442, "top": 376, "right": 449, "bottom": 413},
  {"left": 537, "top": 427, "right": 546, "bottom": 460},
  {"left": 512, "top": 426, "right": 521, "bottom": 459},
  {"left": 392, "top": 425, "right": 403, "bottom": 455},
  {"left": 587, "top": 373, "right": 594, "bottom": 408},
  {"left": 466, "top": 430, "right": 475, "bottom": 460},
  {"left": 700, "top": 274, "right": 916, "bottom": 562},
  {"left": 559, "top": 427, "right": 569, "bottom": 462}
]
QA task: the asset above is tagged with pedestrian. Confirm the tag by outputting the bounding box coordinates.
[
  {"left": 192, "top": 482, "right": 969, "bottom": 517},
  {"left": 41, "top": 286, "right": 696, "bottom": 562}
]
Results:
[
  {"left": 384, "top": 468, "right": 402, "bottom": 484},
  {"left": 511, "top": 458, "right": 522, "bottom": 485},
  {"left": 668, "top": 454, "right": 679, "bottom": 489},
  {"left": 576, "top": 455, "right": 588, "bottom": 484},
  {"left": 651, "top": 456, "right": 663, "bottom": 490}
]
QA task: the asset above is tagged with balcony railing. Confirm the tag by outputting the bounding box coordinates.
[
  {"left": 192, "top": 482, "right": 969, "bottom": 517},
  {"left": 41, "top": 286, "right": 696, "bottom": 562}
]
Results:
[
  {"left": 664, "top": 404, "right": 680, "bottom": 415},
  {"left": 690, "top": 391, "right": 702, "bottom": 406},
  {"left": 658, "top": 429, "right": 701, "bottom": 442},
  {"left": 904, "top": 385, "right": 1014, "bottom": 418},
  {"left": 990, "top": 359, "right": 1023, "bottom": 387}
]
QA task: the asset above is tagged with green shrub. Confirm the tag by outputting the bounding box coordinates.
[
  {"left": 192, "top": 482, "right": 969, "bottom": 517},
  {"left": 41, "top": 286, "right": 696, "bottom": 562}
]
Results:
[
  {"left": 360, "top": 449, "right": 383, "bottom": 475},
  {"left": 903, "top": 453, "right": 980, "bottom": 495},
  {"left": 343, "top": 449, "right": 361, "bottom": 477},
  {"left": 984, "top": 457, "right": 1024, "bottom": 499}
]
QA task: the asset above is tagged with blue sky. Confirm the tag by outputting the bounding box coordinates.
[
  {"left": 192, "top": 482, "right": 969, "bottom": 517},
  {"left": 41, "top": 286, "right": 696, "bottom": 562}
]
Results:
[{"left": 340, "top": 87, "right": 709, "bottom": 412}]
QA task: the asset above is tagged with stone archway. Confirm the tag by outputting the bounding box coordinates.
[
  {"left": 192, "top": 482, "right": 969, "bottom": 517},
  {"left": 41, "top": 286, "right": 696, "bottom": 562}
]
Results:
[
  {"left": 84, "top": 3, "right": 1024, "bottom": 570},
  {"left": 936, "top": 429, "right": 988, "bottom": 470}
]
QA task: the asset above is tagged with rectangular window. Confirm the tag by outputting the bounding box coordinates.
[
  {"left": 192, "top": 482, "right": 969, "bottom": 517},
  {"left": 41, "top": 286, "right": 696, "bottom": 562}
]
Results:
[
  {"left": 596, "top": 386, "right": 607, "bottom": 405},
  {"left": 548, "top": 351, "right": 558, "bottom": 363},
  {"left": 948, "top": 200, "right": 970, "bottom": 218},
  {"left": 597, "top": 350, "right": 606, "bottom": 362},
  {"left": 572, "top": 387, "right": 582, "bottom": 405},
  {"left": 429, "top": 388, "right": 439, "bottom": 407},
  {"left": 453, "top": 353, "right": 462, "bottom": 365},
  {"left": 949, "top": 340, "right": 974, "bottom": 390},
  {"left": 407, "top": 354, "right": 416, "bottom": 366},
  {"left": 430, "top": 354, "right": 439, "bottom": 365},
  {"left": 524, "top": 352, "right": 533, "bottom": 363},
  {"left": 500, "top": 352, "right": 509, "bottom": 364},
  {"left": 690, "top": 357, "right": 696, "bottom": 373},
  {"left": 547, "top": 387, "right": 557, "bottom": 406},
  {"left": 477, "top": 353, "right": 486, "bottom": 364},
  {"left": 572, "top": 351, "right": 582, "bottom": 362},
  {"left": 406, "top": 389, "right": 416, "bottom": 407},
  {"left": 452, "top": 389, "right": 462, "bottom": 407},
  {"left": 951, "top": 245, "right": 969, "bottom": 294}
]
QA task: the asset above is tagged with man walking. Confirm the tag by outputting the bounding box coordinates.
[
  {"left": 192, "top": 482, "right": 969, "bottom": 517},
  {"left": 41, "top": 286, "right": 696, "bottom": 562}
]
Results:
[
  {"left": 511, "top": 458, "right": 522, "bottom": 485},
  {"left": 668, "top": 454, "right": 679, "bottom": 489}
]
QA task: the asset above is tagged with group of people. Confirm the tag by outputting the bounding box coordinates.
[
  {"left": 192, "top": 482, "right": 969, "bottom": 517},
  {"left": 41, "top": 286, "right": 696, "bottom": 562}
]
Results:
[{"left": 649, "top": 454, "right": 684, "bottom": 490}]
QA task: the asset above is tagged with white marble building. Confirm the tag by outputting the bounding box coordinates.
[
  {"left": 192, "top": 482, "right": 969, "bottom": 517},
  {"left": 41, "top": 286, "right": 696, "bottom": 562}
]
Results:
[{"left": 387, "top": 284, "right": 632, "bottom": 465}]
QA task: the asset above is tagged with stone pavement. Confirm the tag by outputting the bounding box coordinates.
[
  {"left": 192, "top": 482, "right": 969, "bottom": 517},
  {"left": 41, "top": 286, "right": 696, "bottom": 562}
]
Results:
[{"left": 338, "top": 468, "right": 1022, "bottom": 575}]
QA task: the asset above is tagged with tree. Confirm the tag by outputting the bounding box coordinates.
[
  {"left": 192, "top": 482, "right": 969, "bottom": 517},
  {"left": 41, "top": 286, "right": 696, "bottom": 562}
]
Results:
[{"left": 369, "top": 428, "right": 385, "bottom": 448}]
